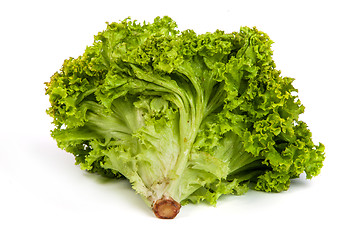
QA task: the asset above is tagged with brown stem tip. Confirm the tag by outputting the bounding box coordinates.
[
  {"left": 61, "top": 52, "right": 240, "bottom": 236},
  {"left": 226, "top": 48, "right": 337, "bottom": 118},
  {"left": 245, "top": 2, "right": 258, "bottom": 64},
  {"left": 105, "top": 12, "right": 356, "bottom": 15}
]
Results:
[{"left": 152, "top": 196, "right": 181, "bottom": 219}]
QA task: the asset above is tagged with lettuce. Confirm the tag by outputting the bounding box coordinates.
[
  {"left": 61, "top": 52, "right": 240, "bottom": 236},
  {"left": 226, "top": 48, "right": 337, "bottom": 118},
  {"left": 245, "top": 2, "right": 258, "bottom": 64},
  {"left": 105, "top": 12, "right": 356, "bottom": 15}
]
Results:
[{"left": 45, "top": 16, "right": 325, "bottom": 219}]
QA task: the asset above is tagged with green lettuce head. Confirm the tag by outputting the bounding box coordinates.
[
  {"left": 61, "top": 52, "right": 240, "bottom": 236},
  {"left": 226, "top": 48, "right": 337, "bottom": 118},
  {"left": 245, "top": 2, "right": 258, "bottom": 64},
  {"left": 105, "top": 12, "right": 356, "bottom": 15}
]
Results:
[{"left": 45, "top": 16, "right": 325, "bottom": 219}]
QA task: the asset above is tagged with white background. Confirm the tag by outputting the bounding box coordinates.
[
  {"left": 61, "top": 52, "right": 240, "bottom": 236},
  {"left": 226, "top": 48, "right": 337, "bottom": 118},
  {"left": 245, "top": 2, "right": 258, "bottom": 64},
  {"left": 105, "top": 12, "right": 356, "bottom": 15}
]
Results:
[{"left": 1, "top": 0, "right": 359, "bottom": 239}]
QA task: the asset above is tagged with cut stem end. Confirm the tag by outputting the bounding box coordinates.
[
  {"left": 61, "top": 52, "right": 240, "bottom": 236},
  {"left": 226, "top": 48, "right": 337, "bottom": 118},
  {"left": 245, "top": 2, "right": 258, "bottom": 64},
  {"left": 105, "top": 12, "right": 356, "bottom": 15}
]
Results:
[{"left": 152, "top": 196, "right": 181, "bottom": 219}]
